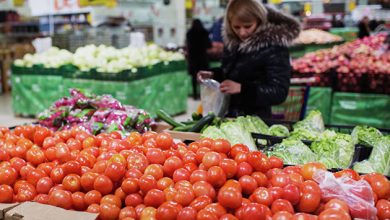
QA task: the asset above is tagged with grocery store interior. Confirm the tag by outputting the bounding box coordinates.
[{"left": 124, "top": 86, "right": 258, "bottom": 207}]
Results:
[{"left": 0, "top": 0, "right": 389, "bottom": 219}]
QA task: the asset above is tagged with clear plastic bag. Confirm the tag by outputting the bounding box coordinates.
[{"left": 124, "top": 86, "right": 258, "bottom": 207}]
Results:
[
  {"left": 313, "top": 169, "right": 377, "bottom": 220},
  {"left": 200, "top": 79, "right": 229, "bottom": 117}
]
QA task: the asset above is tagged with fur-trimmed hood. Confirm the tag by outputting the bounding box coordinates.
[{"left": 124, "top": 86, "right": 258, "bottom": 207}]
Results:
[{"left": 223, "top": 6, "right": 301, "bottom": 53}]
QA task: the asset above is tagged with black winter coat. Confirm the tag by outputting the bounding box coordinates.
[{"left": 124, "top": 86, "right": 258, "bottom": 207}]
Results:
[
  {"left": 186, "top": 26, "right": 212, "bottom": 75},
  {"left": 213, "top": 7, "right": 300, "bottom": 118}
]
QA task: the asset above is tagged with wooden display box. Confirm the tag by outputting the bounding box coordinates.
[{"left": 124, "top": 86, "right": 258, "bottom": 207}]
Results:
[
  {"left": 0, "top": 202, "right": 98, "bottom": 220},
  {"left": 154, "top": 122, "right": 201, "bottom": 141}
]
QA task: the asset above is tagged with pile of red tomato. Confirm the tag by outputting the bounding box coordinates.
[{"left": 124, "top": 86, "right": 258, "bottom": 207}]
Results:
[{"left": 0, "top": 125, "right": 389, "bottom": 220}]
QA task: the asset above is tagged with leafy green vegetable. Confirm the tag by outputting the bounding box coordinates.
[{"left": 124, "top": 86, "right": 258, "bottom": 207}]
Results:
[
  {"left": 269, "top": 125, "right": 289, "bottom": 137},
  {"left": 201, "top": 126, "right": 227, "bottom": 140},
  {"left": 290, "top": 127, "right": 320, "bottom": 141},
  {"left": 246, "top": 116, "right": 269, "bottom": 134},
  {"left": 317, "top": 157, "right": 340, "bottom": 169},
  {"left": 293, "top": 110, "right": 325, "bottom": 133},
  {"left": 368, "top": 136, "right": 390, "bottom": 175},
  {"left": 220, "top": 121, "right": 257, "bottom": 151},
  {"left": 266, "top": 138, "right": 316, "bottom": 165},
  {"left": 351, "top": 126, "right": 383, "bottom": 146},
  {"left": 334, "top": 133, "right": 355, "bottom": 168},
  {"left": 353, "top": 160, "right": 376, "bottom": 174}
]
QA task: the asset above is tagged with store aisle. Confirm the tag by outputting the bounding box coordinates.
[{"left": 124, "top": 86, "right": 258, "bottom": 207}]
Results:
[
  {"left": 0, "top": 93, "right": 200, "bottom": 128},
  {"left": 0, "top": 93, "right": 35, "bottom": 127}
]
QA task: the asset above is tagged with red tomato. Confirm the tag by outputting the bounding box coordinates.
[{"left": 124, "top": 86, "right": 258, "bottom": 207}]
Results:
[
  {"left": 272, "top": 211, "right": 293, "bottom": 220},
  {"left": 190, "top": 170, "right": 208, "bottom": 183},
  {"left": 127, "top": 153, "right": 149, "bottom": 172},
  {"left": 234, "top": 152, "right": 248, "bottom": 164},
  {"left": 207, "top": 166, "right": 226, "bottom": 188},
  {"left": 36, "top": 177, "right": 54, "bottom": 194},
  {"left": 291, "top": 213, "right": 318, "bottom": 220},
  {"left": 333, "top": 169, "right": 360, "bottom": 181},
  {"left": 271, "top": 199, "right": 294, "bottom": 214},
  {"left": 84, "top": 190, "right": 102, "bottom": 205},
  {"left": 300, "top": 180, "right": 321, "bottom": 194},
  {"left": 0, "top": 184, "right": 13, "bottom": 203},
  {"left": 157, "top": 177, "right": 174, "bottom": 191},
  {"left": 197, "top": 209, "right": 218, "bottom": 220},
  {"left": 202, "top": 152, "right": 222, "bottom": 170},
  {"left": 156, "top": 202, "right": 180, "bottom": 220},
  {"left": 26, "top": 147, "right": 46, "bottom": 166},
  {"left": 251, "top": 171, "right": 268, "bottom": 187},
  {"left": 220, "top": 214, "right": 238, "bottom": 220},
  {"left": 125, "top": 168, "right": 143, "bottom": 179},
  {"left": 146, "top": 148, "right": 166, "bottom": 165},
  {"left": 15, "top": 188, "right": 37, "bottom": 202},
  {"left": 10, "top": 157, "right": 26, "bottom": 173},
  {"left": 101, "top": 194, "right": 122, "bottom": 208},
  {"left": 163, "top": 156, "right": 184, "bottom": 177},
  {"left": 247, "top": 152, "right": 271, "bottom": 173},
  {"left": 271, "top": 173, "right": 291, "bottom": 188},
  {"left": 239, "top": 175, "right": 258, "bottom": 195},
  {"left": 269, "top": 156, "right": 284, "bottom": 169},
  {"left": 324, "top": 199, "right": 349, "bottom": 213},
  {"left": 80, "top": 172, "right": 99, "bottom": 191},
  {"left": 211, "top": 139, "right": 231, "bottom": 154},
  {"left": 198, "top": 138, "right": 214, "bottom": 149},
  {"left": 189, "top": 195, "right": 212, "bottom": 211},
  {"left": 62, "top": 174, "right": 81, "bottom": 192},
  {"left": 34, "top": 194, "right": 49, "bottom": 204},
  {"left": 27, "top": 169, "right": 47, "bottom": 186},
  {"left": 289, "top": 173, "right": 304, "bottom": 186},
  {"left": 99, "top": 203, "right": 120, "bottom": 220},
  {"left": 0, "top": 149, "right": 10, "bottom": 162},
  {"left": 298, "top": 192, "right": 321, "bottom": 213},
  {"left": 119, "top": 207, "right": 137, "bottom": 220},
  {"left": 376, "top": 199, "right": 390, "bottom": 220},
  {"left": 156, "top": 132, "right": 173, "bottom": 150},
  {"left": 103, "top": 162, "right": 126, "bottom": 182},
  {"left": 86, "top": 204, "right": 100, "bottom": 214},
  {"left": 72, "top": 192, "right": 87, "bottom": 211},
  {"left": 282, "top": 184, "right": 300, "bottom": 205},
  {"left": 182, "top": 151, "right": 198, "bottom": 165},
  {"left": 140, "top": 207, "right": 157, "bottom": 219},
  {"left": 121, "top": 178, "right": 139, "bottom": 194},
  {"left": 94, "top": 175, "right": 113, "bottom": 195},
  {"left": 0, "top": 167, "right": 18, "bottom": 185},
  {"left": 301, "top": 162, "right": 326, "bottom": 180},
  {"left": 236, "top": 162, "right": 253, "bottom": 178},
  {"left": 125, "top": 193, "right": 143, "bottom": 207},
  {"left": 217, "top": 187, "right": 242, "bottom": 209},
  {"left": 144, "top": 164, "right": 164, "bottom": 181},
  {"left": 318, "top": 208, "right": 351, "bottom": 220},
  {"left": 173, "top": 168, "right": 191, "bottom": 182},
  {"left": 177, "top": 206, "right": 197, "bottom": 220},
  {"left": 144, "top": 189, "right": 166, "bottom": 208},
  {"left": 204, "top": 203, "right": 227, "bottom": 218},
  {"left": 193, "top": 181, "right": 216, "bottom": 199},
  {"left": 174, "top": 188, "right": 195, "bottom": 206},
  {"left": 33, "top": 127, "right": 51, "bottom": 147},
  {"left": 219, "top": 158, "right": 238, "bottom": 179},
  {"left": 269, "top": 187, "right": 284, "bottom": 201},
  {"left": 139, "top": 175, "right": 157, "bottom": 194},
  {"left": 196, "top": 147, "right": 211, "bottom": 164},
  {"left": 363, "top": 173, "right": 390, "bottom": 199},
  {"left": 230, "top": 144, "right": 249, "bottom": 158},
  {"left": 239, "top": 203, "right": 268, "bottom": 220},
  {"left": 250, "top": 187, "right": 274, "bottom": 206},
  {"left": 48, "top": 189, "right": 72, "bottom": 210}
]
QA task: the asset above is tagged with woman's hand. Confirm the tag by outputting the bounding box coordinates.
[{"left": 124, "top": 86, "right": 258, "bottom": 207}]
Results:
[
  {"left": 197, "top": 71, "right": 214, "bottom": 82},
  {"left": 220, "top": 80, "right": 241, "bottom": 94}
]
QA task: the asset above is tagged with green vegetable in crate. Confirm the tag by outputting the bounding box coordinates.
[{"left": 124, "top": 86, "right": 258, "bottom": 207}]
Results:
[
  {"left": 269, "top": 124, "right": 289, "bottom": 137},
  {"left": 156, "top": 109, "right": 185, "bottom": 127},
  {"left": 188, "top": 113, "right": 216, "bottom": 132},
  {"left": 317, "top": 157, "right": 340, "bottom": 169},
  {"left": 266, "top": 138, "right": 316, "bottom": 165},
  {"left": 367, "top": 136, "right": 390, "bottom": 175},
  {"left": 290, "top": 127, "right": 320, "bottom": 141},
  {"left": 293, "top": 110, "right": 325, "bottom": 133},
  {"left": 220, "top": 121, "right": 257, "bottom": 151},
  {"left": 353, "top": 160, "right": 376, "bottom": 174},
  {"left": 201, "top": 126, "right": 227, "bottom": 140},
  {"left": 351, "top": 125, "right": 383, "bottom": 146}
]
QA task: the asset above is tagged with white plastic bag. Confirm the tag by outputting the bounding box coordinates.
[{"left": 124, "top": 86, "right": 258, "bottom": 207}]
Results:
[
  {"left": 313, "top": 169, "right": 377, "bottom": 220},
  {"left": 200, "top": 79, "right": 229, "bottom": 117}
]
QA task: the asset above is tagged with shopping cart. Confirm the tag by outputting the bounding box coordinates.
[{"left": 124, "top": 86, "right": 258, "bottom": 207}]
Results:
[{"left": 271, "top": 77, "right": 318, "bottom": 121}]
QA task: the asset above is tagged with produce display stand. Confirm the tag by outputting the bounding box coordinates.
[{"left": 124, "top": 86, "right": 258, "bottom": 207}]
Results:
[
  {"left": 11, "top": 61, "right": 190, "bottom": 117},
  {"left": 289, "top": 41, "right": 345, "bottom": 59},
  {"left": 329, "top": 27, "right": 358, "bottom": 42},
  {"left": 0, "top": 202, "right": 98, "bottom": 220},
  {"left": 330, "top": 92, "right": 390, "bottom": 129}
]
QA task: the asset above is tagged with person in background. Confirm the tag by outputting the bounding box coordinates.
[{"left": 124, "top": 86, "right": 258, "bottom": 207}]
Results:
[
  {"left": 208, "top": 16, "right": 225, "bottom": 61},
  {"left": 358, "top": 16, "right": 371, "bottom": 39},
  {"left": 331, "top": 14, "right": 345, "bottom": 28},
  {"left": 198, "top": 0, "right": 300, "bottom": 118},
  {"left": 186, "top": 19, "right": 212, "bottom": 100}
]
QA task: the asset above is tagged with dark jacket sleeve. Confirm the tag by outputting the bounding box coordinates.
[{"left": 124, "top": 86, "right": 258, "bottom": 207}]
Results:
[{"left": 240, "top": 46, "right": 291, "bottom": 107}]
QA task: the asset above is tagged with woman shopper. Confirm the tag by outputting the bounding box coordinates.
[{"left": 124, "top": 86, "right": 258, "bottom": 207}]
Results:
[
  {"left": 198, "top": 0, "right": 300, "bottom": 118},
  {"left": 186, "top": 19, "right": 212, "bottom": 100}
]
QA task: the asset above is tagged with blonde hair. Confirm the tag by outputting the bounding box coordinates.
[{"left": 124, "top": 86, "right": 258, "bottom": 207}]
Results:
[{"left": 224, "top": 0, "right": 268, "bottom": 43}]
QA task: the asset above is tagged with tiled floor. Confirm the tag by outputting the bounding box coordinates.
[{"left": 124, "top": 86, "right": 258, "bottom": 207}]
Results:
[{"left": 0, "top": 92, "right": 200, "bottom": 128}]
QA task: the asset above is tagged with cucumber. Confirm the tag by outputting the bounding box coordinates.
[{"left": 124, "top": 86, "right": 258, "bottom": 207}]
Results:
[
  {"left": 182, "top": 120, "right": 198, "bottom": 125},
  {"left": 173, "top": 124, "right": 194, "bottom": 131},
  {"left": 191, "top": 112, "right": 203, "bottom": 121},
  {"left": 188, "top": 113, "right": 216, "bottom": 132},
  {"left": 156, "top": 110, "right": 185, "bottom": 127}
]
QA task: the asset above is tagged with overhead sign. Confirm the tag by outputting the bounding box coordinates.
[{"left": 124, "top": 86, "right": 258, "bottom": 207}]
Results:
[
  {"left": 29, "top": 0, "right": 91, "bottom": 16},
  {"left": 79, "top": 0, "right": 117, "bottom": 8}
]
